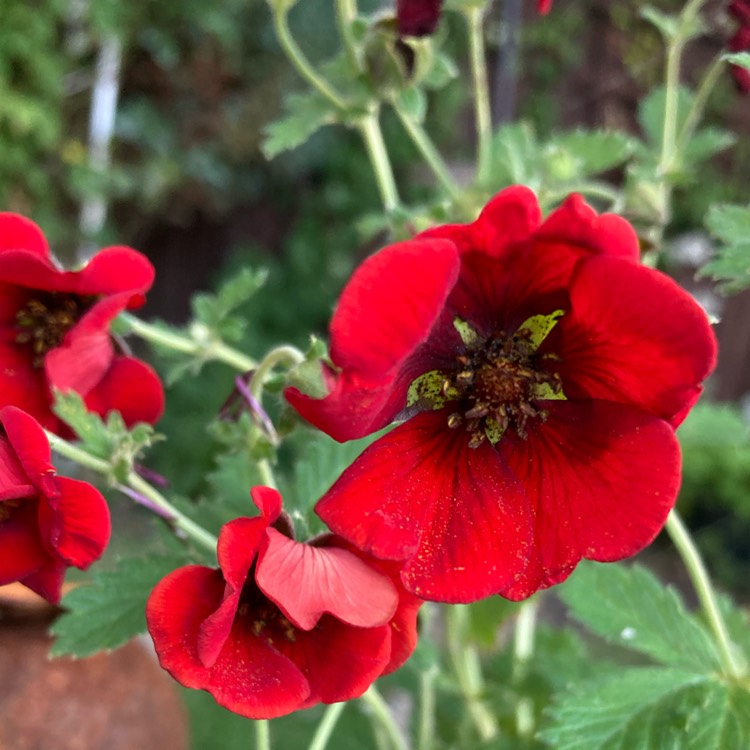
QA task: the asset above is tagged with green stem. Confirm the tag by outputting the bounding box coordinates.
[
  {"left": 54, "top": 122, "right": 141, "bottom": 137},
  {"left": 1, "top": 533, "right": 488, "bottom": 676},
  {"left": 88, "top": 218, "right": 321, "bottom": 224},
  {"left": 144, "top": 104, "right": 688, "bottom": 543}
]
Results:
[
  {"left": 335, "top": 0, "right": 361, "bottom": 73},
  {"left": 512, "top": 597, "right": 539, "bottom": 739},
  {"left": 658, "top": 36, "right": 685, "bottom": 180},
  {"left": 392, "top": 104, "right": 462, "bottom": 200},
  {"left": 446, "top": 605, "right": 498, "bottom": 741},
  {"left": 257, "top": 459, "right": 278, "bottom": 491},
  {"left": 665, "top": 510, "right": 745, "bottom": 679},
  {"left": 676, "top": 52, "right": 725, "bottom": 151},
  {"left": 417, "top": 665, "right": 438, "bottom": 750},
  {"left": 308, "top": 703, "right": 346, "bottom": 750},
  {"left": 250, "top": 345, "right": 306, "bottom": 399},
  {"left": 272, "top": 8, "right": 349, "bottom": 111},
  {"left": 466, "top": 5, "right": 493, "bottom": 185},
  {"left": 119, "top": 312, "right": 256, "bottom": 373},
  {"left": 360, "top": 686, "right": 409, "bottom": 750},
  {"left": 255, "top": 719, "right": 271, "bottom": 750},
  {"left": 46, "top": 431, "right": 218, "bottom": 555},
  {"left": 358, "top": 111, "right": 400, "bottom": 214}
]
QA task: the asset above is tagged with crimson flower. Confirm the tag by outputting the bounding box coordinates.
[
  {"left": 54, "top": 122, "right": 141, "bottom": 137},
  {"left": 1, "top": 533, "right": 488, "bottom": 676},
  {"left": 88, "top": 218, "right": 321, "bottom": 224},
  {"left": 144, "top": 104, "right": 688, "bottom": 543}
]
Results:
[
  {"left": 146, "top": 486, "right": 421, "bottom": 719},
  {"left": 537, "top": 0, "right": 553, "bottom": 14},
  {"left": 0, "top": 213, "right": 164, "bottom": 436},
  {"left": 286, "top": 186, "right": 717, "bottom": 603},
  {"left": 396, "top": 0, "right": 443, "bottom": 37},
  {"left": 0, "top": 406, "right": 110, "bottom": 603}
]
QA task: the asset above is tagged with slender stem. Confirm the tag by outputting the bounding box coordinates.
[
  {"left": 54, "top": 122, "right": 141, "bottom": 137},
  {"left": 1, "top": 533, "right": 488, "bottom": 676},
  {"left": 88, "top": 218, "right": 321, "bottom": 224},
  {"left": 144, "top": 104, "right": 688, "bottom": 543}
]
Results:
[
  {"left": 255, "top": 719, "right": 271, "bottom": 750},
  {"left": 658, "top": 37, "right": 684, "bottom": 180},
  {"left": 445, "top": 605, "right": 498, "bottom": 741},
  {"left": 466, "top": 5, "right": 493, "bottom": 185},
  {"left": 257, "top": 459, "right": 278, "bottom": 491},
  {"left": 335, "top": 0, "right": 361, "bottom": 73},
  {"left": 392, "top": 105, "right": 462, "bottom": 200},
  {"left": 250, "top": 345, "right": 306, "bottom": 400},
  {"left": 272, "top": 8, "right": 349, "bottom": 111},
  {"left": 120, "top": 312, "right": 256, "bottom": 372},
  {"left": 308, "top": 703, "right": 346, "bottom": 750},
  {"left": 512, "top": 598, "right": 539, "bottom": 739},
  {"left": 417, "top": 666, "right": 438, "bottom": 750},
  {"left": 360, "top": 686, "right": 409, "bottom": 750},
  {"left": 358, "top": 111, "right": 400, "bottom": 214},
  {"left": 665, "top": 510, "right": 745, "bottom": 679},
  {"left": 46, "top": 431, "right": 218, "bottom": 554},
  {"left": 676, "top": 52, "right": 725, "bottom": 151}
]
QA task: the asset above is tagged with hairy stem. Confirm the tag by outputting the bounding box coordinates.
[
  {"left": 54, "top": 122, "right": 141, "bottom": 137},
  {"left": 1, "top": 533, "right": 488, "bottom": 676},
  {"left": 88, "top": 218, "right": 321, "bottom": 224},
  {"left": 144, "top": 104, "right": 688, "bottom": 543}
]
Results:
[
  {"left": 358, "top": 111, "right": 401, "bottom": 214},
  {"left": 360, "top": 686, "right": 409, "bottom": 750},
  {"left": 466, "top": 4, "right": 493, "bottom": 184},
  {"left": 308, "top": 703, "right": 346, "bottom": 750}
]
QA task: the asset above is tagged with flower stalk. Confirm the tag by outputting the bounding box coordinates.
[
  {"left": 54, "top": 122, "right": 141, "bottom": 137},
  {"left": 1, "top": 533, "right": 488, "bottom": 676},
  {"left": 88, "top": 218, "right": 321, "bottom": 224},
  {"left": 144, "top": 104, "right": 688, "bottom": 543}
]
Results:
[
  {"left": 308, "top": 703, "right": 346, "bottom": 750},
  {"left": 360, "top": 686, "right": 409, "bottom": 750},
  {"left": 465, "top": 4, "right": 493, "bottom": 185},
  {"left": 358, "top": 110, "right": 401, "bottom": 214}
]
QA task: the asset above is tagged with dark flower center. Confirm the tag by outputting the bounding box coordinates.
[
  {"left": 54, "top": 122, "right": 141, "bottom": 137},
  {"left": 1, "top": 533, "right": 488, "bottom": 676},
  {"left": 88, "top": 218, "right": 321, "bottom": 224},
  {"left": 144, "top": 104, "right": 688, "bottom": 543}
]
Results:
[
  {"left": 406, "top": 311, "right": 566, "bottom": 448},
  {"left": 0, "top": 498, "right": 22, "bottom": 523},
  {"left": 15, "top": 293, "right": 95, "bottom": 367},
  {"left": 237, "top": 577, "right": 299, "bottom": 644}
]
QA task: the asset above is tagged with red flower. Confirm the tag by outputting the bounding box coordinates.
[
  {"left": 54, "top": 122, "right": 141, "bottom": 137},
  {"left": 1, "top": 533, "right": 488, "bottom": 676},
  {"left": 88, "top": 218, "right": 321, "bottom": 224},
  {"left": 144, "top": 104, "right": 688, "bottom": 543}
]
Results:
[
  {"left": 0, "top": 406, "right": 110, "bottom": 603},
  {"left": 146, "top": 486, "right": 421, "bottom": 719},
  {"left": 0, "top": 213, "right": 164, "bottom": 435},
  {"left": 397, "top": 0, "right": 443, "bottom": 37},
  {"left": 286, "top": 187, "right": 717, "bottom": 603},
  {"left": 537, "top": 0, "right": 553, "bottom": 14}
]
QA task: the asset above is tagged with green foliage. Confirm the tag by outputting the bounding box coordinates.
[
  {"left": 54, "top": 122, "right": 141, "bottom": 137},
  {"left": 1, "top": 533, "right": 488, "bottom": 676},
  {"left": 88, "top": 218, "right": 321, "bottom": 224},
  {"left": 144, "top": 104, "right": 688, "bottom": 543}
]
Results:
[
  {"left": 50, "top": 553, "right": 189, "bottom": 658},
  {"left": 700, "top": 203, "right": 750, "bottom": 292}
]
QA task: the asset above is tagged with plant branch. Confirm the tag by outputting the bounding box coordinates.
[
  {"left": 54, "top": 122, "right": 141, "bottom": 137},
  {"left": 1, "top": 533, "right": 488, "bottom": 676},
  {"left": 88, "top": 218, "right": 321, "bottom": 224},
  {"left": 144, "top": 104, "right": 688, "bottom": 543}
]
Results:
[
  {"left": 358, "top": 110, "right": 401, "bottom": 214},
  {"left": 465, "top": 4, "right": 493, "bottom": 184},
  {"left": 308, "top": 702, "right": 346, "bottom": 750}
]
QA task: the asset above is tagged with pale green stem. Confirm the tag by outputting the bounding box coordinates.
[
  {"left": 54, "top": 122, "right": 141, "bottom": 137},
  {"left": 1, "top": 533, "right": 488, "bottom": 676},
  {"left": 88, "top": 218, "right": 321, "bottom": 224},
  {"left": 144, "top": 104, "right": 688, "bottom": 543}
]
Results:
[
  {"left": 676, "top": 52, "right": 725, "bottom": 151},
  {"left": 512, "top": 598, "right": 539, "bottom": 739},
  {"left": 446, "top": 605, "right": 498, "bottom": 741},
  {"left": 358, "top": 111, "right": 401, "bottom": 214},
  {"left": 658, "top": 37, "right": 685, "bottom": 180},
  {"left": 335, "top": 0, "right": 361, "bottom": 72},
  {"left": 255, "top": 719, "right": 271, "bottom": 750},
  {"left": 665, "top": 510, "right": 745, "bottom": 679},
  {"left": 257, "top": 459, "right": 278, "bottom": 491},
  {"left": 466, "top": 5, "right": 493, "bottom": 185},
  {"left": 417, "top": 666, "right": 438, "bottom": 750},
  {"left": 392, "top": 105, "right": 462, "bottom": 200},
  {"left": 272, "top": 8, "right": 349, "bottom": 111},
  {"left": 119, "top": 312, "right": 256, "bottom": 373},
  {"left": 360, "top": 686, "right": 409, "bottom": 750},
  {"left": 308, "top": 703, "right": 346, "bottom": 750},
  {"left": 543, "top": 182, "right": 623, "bottom": 210},
  {"left": 46, "top": 431, "right": 218, "bottom": 554},
  {"left": 249, "top": 345, "right": 306, "bottom": 400}
]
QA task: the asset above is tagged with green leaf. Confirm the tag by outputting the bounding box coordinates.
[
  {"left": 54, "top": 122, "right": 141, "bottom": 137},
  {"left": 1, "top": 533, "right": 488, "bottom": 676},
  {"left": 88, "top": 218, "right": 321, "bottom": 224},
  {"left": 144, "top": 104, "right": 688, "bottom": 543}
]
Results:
[
  {"left": 640, "top": 6, "right": 679, "bottom": 40},
  {"left": 421, "top": 51, "right": 458, "bottom": 90},
  {"left": 678, "top": 402, "right": 750, "bottom": 449},
  {"left": 50, "top": 553, "right": 188, "bottom": 658},
  {"left": 560, "top": 562, "right": 720, "bottom": 672},
  {"left": 395, "top": 86, "right": 427, "bottom": 123},
  {"left": 485, "top": 122, "right": 541, "bottom": 190},
  {"left": 262, "top": 91, "right": 339, "bottom": 158},
  {"left": 683, "top": 127, "right": 736, "bottom": 164},
  {"left": 540, "top": 668, "right": 750, "bottom": 750},
  {"left": 723, "top": 52, "right": 750, "bottom": 71},
  {"left": 700, "top": 203, "right": 750, "bottom": 292},
  {"left": 553, "top": 129, "right": 636, "bottom": 176}
]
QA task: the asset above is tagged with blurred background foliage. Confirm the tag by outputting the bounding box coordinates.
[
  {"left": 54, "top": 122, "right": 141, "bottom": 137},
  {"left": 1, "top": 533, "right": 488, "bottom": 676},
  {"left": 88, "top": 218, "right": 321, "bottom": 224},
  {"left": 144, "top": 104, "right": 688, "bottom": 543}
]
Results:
[{"left": 3, "top": 0, "right": 750, "bottom": 745}]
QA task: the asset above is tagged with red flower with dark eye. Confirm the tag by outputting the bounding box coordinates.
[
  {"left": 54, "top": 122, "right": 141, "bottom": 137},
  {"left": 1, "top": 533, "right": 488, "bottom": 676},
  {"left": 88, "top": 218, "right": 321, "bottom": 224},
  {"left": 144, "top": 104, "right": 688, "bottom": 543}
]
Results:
[
  {"left": 0, "top": 406, "right": 110, "bottom": 603},
  {"left": 286, "top": 186, "right": 717, "bottom": 603},
  {"left": 0, "top": 213, "right": 164, "bottom": 436},
  {"left": 146, "top": 486, "right": 421, "bottom": 719},
  {"left": 397, "top": 0, "right": 443, "bottom": 37}
]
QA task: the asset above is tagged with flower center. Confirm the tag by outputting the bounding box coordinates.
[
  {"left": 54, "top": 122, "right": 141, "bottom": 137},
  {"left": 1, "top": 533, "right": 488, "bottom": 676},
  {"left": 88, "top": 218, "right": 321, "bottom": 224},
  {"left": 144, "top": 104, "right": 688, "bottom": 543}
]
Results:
[
  {"left": 0, "top": 498, "right": 22, "bottom": 523},
  {"left": 406, "top": 311, "right": 566, "bottom": 449},
  {"left": 15, "top": 293, "right": 95, "bottom": 367},
  {"left": 238, "top": 578, "right": 298, "bottom": 644}
]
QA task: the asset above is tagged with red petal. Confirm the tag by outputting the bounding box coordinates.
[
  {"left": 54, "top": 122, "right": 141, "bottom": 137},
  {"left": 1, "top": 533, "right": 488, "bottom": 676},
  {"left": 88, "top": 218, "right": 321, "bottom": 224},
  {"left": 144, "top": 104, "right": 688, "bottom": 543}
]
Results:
[
  {"left": 316, "top": 411, "right": 533, "bottom": 603},
  {"left": 498, "top": 400, "right": 681, "bottom": 600},
  {"left": 37, "top": 476, "right": 110, "bottom": 569},
  {"left": 0, "top": 348, "right": 56, "bottom": 431},
  {"left": 21, "top": 560, "right": 66, "bottom": 604},
  {"left": 147, "top": 565, "right": 310, "bottom": 719},
  {"left": 256, "top": 528, "right": 399, "bottom": 630},
  {"left": 83, "top": 356, "right": 165, "bottom": 427},
  {"left": 0, "top": 214, "right": 50, "bottom": 258},
  {"left": 397, "top": 0, "right": 442, "bottom": 37},
  {"left": 72, "top": 246, "right": 154, "bottom": 299},
  {"left": 548, "top": 256, "right": 717, "bottom": 426},
  {"left": 0, "top": 407, "right": 57, "bottom": 495},
  {"left": 535, "top": 194, "right": 640, "bottom": 262},
  {"left": 0, "top": 434, "right": 36, "bottom": 500},
  {"left": 0, "top": 251, "right": 66, "bottom": 290},
  {"left": 0, "top": 503, "right": 48, "bottom": 585}
]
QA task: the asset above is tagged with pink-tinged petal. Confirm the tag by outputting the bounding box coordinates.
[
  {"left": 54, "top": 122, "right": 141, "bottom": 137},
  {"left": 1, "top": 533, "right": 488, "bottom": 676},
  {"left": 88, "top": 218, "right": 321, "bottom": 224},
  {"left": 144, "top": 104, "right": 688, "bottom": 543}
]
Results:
[
  {"left": 0, "top": 503, "right": 47, "bottom": 585},
  {"left": 37, "top": 476, "right": 110, "bottom": 569},
  {"left": 83, "top": 356, "right": 165, "bottom": 427},
  {"left": 497, "top": 400, "right": 680, "bottom": 600},
  {"left": 21, "top": 559, "right": 66, "bottom": 604},
  {"left": 275, "top": 616, "right": 391, "bottom": 706},
  {"left": 256, "top": 528, "right": 399, "bottom": 630},
  {"left": 548, "top": 256, "right": 717, "bottom": 426},
  {"left": 147, "top": 566, "right": 310, "bottom": 719},
  {"left": 316, "top": 411, "right": 533, "bottom": 603},
  {"left": 73, "top": 246, "right": 154, "bottom": 300},
  {"left": 535, "top": 193, "right": 640, "bottom": 262},
  {"left": 0, "top": 407, "right": 57, "bottom": 496},
  {"left": 0, "top": 214, "right": 50, "bottom": 258}
]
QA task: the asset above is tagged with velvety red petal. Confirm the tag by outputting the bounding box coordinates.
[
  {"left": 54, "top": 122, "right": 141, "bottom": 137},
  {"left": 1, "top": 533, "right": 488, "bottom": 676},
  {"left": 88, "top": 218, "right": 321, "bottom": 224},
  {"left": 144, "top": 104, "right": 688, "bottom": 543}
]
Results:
[
  {"left": 535, "top": 193, "right": 640, "bottom": 262},
  {"left": 72, "top": 246, "right": 154, "bottom": 299},
  {"left": 21, "top": 559, "right": 66, "bottom": 604},
  {"left": 274, "top": 616, "right": 392, "bottom": 706},
  {"left": 0, "top": 251, "right": 67, "bottom": 290},
  {"left": 37, "top": 476, "right": 110, "bottom": 569},
  {"left": 0, "top": 214, "right": 50, "bottom": 258},
  {"left": 147, "top": 565, "right": 310, "bottom": 719},
  {"left": 548, "top": 256, "right": 717, "bottom": 426},
  {"left": 497, "top": 400, "right": 681, "bottom": 600},
  {"left": 0, "top": 406, "right": 57, "bottom": 496},
  {"left": 537, "top": 0, "right": 553, "bottom": 14},
  {"left": 0, "top": 345, "right": 56, "bottom": 431},
  {"left": 316, "top": 411, "right": 533, "bottom": 603},
  {"left": 0, "top": 503, "right": 48, "bottom": 585},
  {"left": 0, "top": 435, "right": 36, "bottom": 500},
  {"left": 83, "top": 356, "right": 165, "bottom": 427},
  {"left": 256, "top": 528, "right": 399, "bottom": 630}
]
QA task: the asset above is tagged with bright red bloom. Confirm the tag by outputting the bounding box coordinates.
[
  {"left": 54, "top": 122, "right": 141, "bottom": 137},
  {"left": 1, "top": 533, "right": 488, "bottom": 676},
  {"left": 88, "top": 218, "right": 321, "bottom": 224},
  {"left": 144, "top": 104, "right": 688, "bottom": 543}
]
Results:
[
  {"left": 397, "top": 0, "right": 443, "bottom": 37},
  {"left": 0, "top": 213, "right": 164, "bottom": 435},
  {"left": 146, "top": 487, "right": 421, "bottom": 719},
  {"left": 286, "top": 187, "right": 717, "bottom": 603},
  {"left": 537, "top": 0, "right": 553, "bottom": 14},
  {"left": 0, "top": 406, "right": 110, "bottom": 603}
]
